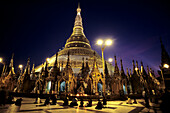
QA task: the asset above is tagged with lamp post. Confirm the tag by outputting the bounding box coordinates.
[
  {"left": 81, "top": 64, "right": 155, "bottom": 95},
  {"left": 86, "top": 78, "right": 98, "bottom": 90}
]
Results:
[
  {"left": 160, "top": 63, "right": 169, "bottom": 91},
  {"left": 97, "top": 39, "right": 112, "bottom": 95}
]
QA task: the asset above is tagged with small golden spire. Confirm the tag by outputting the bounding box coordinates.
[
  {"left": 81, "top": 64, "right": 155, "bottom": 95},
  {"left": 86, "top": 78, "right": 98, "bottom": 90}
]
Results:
[{"left": 77, "top": 3, "right": 81, "bottom": 15}]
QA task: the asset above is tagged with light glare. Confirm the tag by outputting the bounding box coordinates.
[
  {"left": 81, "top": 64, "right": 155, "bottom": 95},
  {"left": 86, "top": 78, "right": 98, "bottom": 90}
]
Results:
[
  {"left": 19, "top": 65, "right": 23, "bottom": 69},
  {"left": 0, "top": 58, "right": 2, "bottom": 63},
  {"left": 108, "top": 58, "right": 113, "bottom": 62},
  {"left": 105, "top": 39, "right": 112, "bottom": 46},
  {"left": 163, "top": 64, "right": 169, "bottom": 68},
  {"left": 135, "top": 67, "right": 138, "bottom": 71},
  {"left": 97, "top": 39, "right": 103, "bottom": 45}
]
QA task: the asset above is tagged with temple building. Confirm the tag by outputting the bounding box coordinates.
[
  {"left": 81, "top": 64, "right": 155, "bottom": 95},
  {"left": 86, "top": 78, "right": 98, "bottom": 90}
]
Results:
[
  {"left": 35, "top": 4, "right": 113, "bottom": 75},
  {"left": 0, "top": 4, "right": 161, "bottom": 97}
]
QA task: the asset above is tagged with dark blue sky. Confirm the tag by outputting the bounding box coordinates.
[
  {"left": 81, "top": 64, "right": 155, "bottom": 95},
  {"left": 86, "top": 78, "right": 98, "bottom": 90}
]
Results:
[{"left": 1, "top": 0, "right": 170, "bottom": 75}]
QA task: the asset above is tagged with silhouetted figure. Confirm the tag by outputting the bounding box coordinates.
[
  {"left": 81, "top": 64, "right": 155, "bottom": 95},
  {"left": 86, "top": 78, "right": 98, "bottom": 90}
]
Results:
[
  {"left": 103, "top": 97, "right": 107, "bottom": 105},
  {"left": 133, "top": 98, "right": 137, "bottom": 104},
  {"left": 70, "top": 98, "right": 78, "bottom": 107},
  {"left": 34, "top": 96, "right": 42, "bottom": 104},
  {"left": 0, "top": 86, "right": 6, "bottom": 106},
  {"left": 15, "top": 98, "right": 22, "bottom": 106},
  {"left": 144, "top": 92, "right": 150, "bottom": 108},
  {"left": 160, "top": 89, "right": 170, "bottom": 113},
  {"left": 15, "top": 98, "right": 23, "bottom": 112},
  {"left": 79, "top": 98, "right": 84, "bottom": 107},
  {"left": 63, "top": 97, "right": 69, "bottom": 106},
  {"left": 86, "top": 98, "right": 92, "bottom": 107},
  {"left": 95, "top": 99, "right": 103, "bottom": 110},
  {"left": 51, "top": 95, "right": 57, "bottom": 105},
  {"left": 44, "top": 97, "right": 50, "bottom": 105},
  {"left": 7, "top": 94, "right": 14, "bottom": 104}
]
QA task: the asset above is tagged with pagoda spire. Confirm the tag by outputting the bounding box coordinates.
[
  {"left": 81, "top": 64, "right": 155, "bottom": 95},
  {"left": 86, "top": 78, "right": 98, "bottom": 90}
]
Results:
[
  {"left": 31, "top": 64, "right": 35, "bottom": 79},
  {"left": 71, "top": 3, "right": 85, "bottom": 36},
  {"left": 120, "top": 59, "right": 126, "bottom": 78},
  {"left": 126, "top": 68, "right": 130, "bottom": 79},
  {"left": 24, "top": 58, "right": 30, "bottom": 75},
  {"left": 132, "top": 60, "right": 136, "bottom": 75},
  {"left": 114, "top": 56, "right": 119, "bottom": 74},
  {"left": 31, "top": 64, "right": 35, "bottom": 74},
  {"left": 141, "top": 61, "right": 147, "bottom": 79},
  {"left": 93, "top": 51, "right": 98, "bottom": 68},
  {"left": 9, "top": 53, "right": 15, "bottom": 75},
  {"left": 44, "top": 59, "right": 49, "bottom": 78},
  {"left": 160, "top": 37, "right": 170, "bottom": 67},
  {"left": 54, "top": 52, "right": 58, "bottom": 67}
]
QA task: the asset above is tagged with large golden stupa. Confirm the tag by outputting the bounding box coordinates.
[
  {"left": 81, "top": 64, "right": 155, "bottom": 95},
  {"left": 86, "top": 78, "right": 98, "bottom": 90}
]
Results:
[{"left": 35, "top": 4, "right": 113, "bottom": 74}]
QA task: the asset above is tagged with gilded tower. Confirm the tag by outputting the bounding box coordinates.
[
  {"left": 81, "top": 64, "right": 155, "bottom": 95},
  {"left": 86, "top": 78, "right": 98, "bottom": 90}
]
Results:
[{"left": 35, "top": 4, "right": 106, "bottom": 74}]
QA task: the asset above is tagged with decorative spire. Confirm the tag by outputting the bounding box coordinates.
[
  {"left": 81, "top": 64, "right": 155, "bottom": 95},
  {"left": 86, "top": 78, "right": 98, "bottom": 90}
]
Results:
[
  {"left": 136, "top": 61, "right": 140, "bottom": 74},
  {"left": 91, "top": 51, "right": 100, "bottom": 74},
  {"left": 160, "top": 37, "right": 170, "bottom": 67},
  {"left": 126, "top": 68, "right": 130, "bottom": 79},
  {"left": 9, "top": 53, "right": 15, "bottom": 75},
  {"left": 114, "top": 56, "right": 119, "bottom": 74},
  {"left": 31, "top": 64, "right": 35, "bottom": 79},
  {"left": 66, "top": 51, "right": 71, "bottom": 67},
  {"left": 77, "top": 3, "right": 81, "bottom": 15},
  {"left": 71, "top": 3, "right": 85, "bottom": 36},
  {"left": 24, "top": 58, "right": 30, "bottom": 75},
  {"left": 1, "top": 64, "right": 6, "bottom": 77},
  {"left": 31, "top": 64, "right": 35, "bottom": 74},
  {"left": 53, "top": 52, "right": 60, "bottom": 81},
  {"left": 93, "top": 51, "right": 97, "bottom": 68},
  {"left": 147, "top": 65, "right": 149, "bottom": 75},
  {"left": 129, "top": 69, "right": 132, "bottom": 77},
  {"left": 132, "top": 60, "right": 136, "bottom": 75},
  {"left": 44, "top": 59, "right": 49, "bottom": 78},
  {"left": 140, "top": 61, "right": 147, "bottom": 79},
  {"left": 120, "top": 59, "right": 126, "bottom": 78},
  {"left": 54, "top": 52, "right": 58, "bottom": 67}
]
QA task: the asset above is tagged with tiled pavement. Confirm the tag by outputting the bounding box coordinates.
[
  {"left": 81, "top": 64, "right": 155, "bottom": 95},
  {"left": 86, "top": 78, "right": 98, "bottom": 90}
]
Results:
[{"left": 0, "top": 98, "right": 162, "bottom": 113}]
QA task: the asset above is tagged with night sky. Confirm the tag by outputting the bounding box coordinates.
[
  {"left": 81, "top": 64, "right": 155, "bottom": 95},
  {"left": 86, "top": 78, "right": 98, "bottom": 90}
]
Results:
[{"left": 1, "top": 0, "right": 170, "bottom": 76}]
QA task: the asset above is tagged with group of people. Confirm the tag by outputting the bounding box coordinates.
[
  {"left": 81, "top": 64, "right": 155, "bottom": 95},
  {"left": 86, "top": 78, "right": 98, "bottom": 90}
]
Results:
[
  {"left": 36, "top": 95, "right": 107, "bottom": 110},
  {"left": 35, "top": 94, "right": 57, "bottom": 106},
  {"left": 62, "top": 96, "right": 107, "bottom": 110}
]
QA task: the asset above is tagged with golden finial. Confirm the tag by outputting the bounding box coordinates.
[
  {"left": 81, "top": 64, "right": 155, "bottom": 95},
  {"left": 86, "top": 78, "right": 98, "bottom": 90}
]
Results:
[{"left": 77, "top": 3, "right": 81, "bottom": 15}]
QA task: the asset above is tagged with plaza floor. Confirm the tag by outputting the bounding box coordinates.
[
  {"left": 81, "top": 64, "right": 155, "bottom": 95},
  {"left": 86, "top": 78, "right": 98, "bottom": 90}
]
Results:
[{"left": 0, "top": 97, "right": 162, "bottom": 113}]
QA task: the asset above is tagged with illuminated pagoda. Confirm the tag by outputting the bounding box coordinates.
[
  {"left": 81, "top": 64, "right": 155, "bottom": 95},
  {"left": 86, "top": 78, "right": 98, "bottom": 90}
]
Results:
[
  {"left": 0, "top": 4, "right": 161, "bottom": 97},
  {"left": 35, "top": 4, "right": 109, "bottom": 74},
  {"left": 33, "top": 4, "right": 116, "bottom": 95}
]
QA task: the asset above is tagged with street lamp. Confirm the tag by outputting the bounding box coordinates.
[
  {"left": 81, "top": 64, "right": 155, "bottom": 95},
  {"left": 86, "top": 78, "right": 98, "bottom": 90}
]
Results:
[
  {"left": 108, "top": 58, "right": 113, "bottom": 63},
  {"left": 0, "top": 57, "right": 2, "bottom": 63},
  {"left": 160, "top": 63, "right": 170, "bottom": 91},
  {"left": 163, "top": 64, "right": 169, "bottom": 69},
  {"left": 97, "top": 39, "right": 113, "bottom": 94},
  {"left": 0, "top": 57, "right": 5, "bottom": 65}
]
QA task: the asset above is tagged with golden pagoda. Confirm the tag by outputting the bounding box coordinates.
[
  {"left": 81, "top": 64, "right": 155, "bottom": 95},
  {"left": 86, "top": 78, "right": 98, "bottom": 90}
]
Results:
[{"left": 35, "top": 4, "right": 106, "bottom": 74}]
